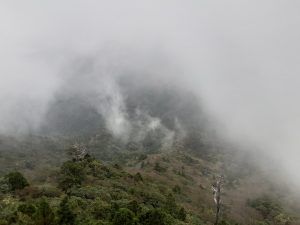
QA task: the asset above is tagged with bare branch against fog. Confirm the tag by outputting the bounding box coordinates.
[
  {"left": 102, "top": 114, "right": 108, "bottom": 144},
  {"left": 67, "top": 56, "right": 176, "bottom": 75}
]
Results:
[
  {"left": 212, "top": 175, "right": 223, "bottom": 225},
  {"left": 68, "top": 143, "right": 88, "bottom": 161}
]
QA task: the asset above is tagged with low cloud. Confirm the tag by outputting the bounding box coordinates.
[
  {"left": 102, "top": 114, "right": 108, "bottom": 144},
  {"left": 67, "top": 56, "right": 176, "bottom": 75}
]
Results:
[{"left": 1, "top": 1, "right": 300, "bottom": 186}]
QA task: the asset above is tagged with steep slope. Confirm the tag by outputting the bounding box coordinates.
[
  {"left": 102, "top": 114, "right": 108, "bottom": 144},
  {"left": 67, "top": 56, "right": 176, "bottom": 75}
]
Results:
[{"left": 0, "top": 80, "right": 299, "bottom": 224}]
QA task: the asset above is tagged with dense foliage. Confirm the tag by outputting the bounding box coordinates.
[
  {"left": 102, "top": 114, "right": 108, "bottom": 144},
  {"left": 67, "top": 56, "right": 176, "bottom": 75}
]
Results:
[
  {"left": 0, "top": 153, "right": 196, "bottom": 225},
  {"left": 5, "top": 171, "right": 29, "bottom": 191},
  {"left": 0, "top": 78, "right": 299, "bottom": 224}
]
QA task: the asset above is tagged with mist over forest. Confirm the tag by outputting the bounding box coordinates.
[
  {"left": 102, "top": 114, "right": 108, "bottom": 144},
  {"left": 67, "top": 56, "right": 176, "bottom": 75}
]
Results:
[{"left": 1, "top": 1, "right": 300, "bottom": 225}]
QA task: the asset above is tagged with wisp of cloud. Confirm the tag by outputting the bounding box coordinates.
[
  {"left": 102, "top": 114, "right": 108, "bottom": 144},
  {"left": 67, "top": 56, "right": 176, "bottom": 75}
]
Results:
[{"left": 1, "top": 1, "right": 300, "bottom": 187}]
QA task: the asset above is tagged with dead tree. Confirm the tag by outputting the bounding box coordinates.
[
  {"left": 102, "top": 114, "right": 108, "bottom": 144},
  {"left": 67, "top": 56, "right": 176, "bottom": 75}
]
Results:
[
  {"left": 68, "top": 143, "right": 88, "bottom": 161},
  {"left": 212, "top": 175, "right": 223, "bottom": 225}
]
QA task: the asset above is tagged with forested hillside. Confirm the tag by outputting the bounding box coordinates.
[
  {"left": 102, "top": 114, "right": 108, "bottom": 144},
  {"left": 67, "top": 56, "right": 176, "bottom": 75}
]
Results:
[{"left": 0, "top": 82, "right": 299, "bottom": 225}]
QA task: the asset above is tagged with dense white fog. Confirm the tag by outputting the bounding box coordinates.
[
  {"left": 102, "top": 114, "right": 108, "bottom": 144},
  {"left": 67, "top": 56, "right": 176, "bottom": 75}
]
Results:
[{"left": 1, "top": 1, "right": 300, "bottom": 186}]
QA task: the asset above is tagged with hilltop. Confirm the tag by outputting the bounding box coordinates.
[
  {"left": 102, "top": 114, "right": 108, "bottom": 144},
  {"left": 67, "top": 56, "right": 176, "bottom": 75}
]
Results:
[{"left": 0, "top": 80, "right": 299, "bottom": 225}]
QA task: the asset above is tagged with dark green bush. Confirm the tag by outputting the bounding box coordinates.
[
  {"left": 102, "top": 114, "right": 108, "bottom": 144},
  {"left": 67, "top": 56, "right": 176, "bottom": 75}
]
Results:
[
  {"left": 177, "top": 207, "right": 187, "bottom": 221},
  {"left": 39, "top": 186, "right": 62, "bottom": 198},
  {"left": 18, "top": 203, "right": 36, "bottom": 216},
  {"left": 5, "top": 171, "right": 29, "bottom": 191},
  {"left": 165, "top": 194, "right": 177, "bottom": 215},
  {"left": 127, "top": 200, "right": 141, "bottom": 215},
  {"left": 91, "top": 200, "right": 111, "bottom": 220},
  {"left": 112, "top": 208, "right": 135, "bottom": 225},
  {"left": 133, "top": 173, "right": 143, "bottom": 182},
  {"left": 57, "top": 197, "right": 76, "bottom": 225},
  {"left": 58, "top": 161, "right": 85, "bottom": 191},
  {"left": 154, "top": 162, "right": 167, "bottom": 173},
  {"left": 34, "top": 198, "right": 55, "bottom": 225},
  {"left": 248, "top": 196, "right": 282, "bottom": 219},
  {"left": 172, "top": 185, "right": 181, "bottom": 194},
  {"left": 139, "top": 209, "right": 172, "bottom": 225}
]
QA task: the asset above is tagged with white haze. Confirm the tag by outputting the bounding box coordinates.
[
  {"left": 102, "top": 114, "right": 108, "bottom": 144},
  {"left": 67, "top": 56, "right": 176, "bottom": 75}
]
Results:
[{"left": 1, "top": 1, "right": 300, "bottom": 186}]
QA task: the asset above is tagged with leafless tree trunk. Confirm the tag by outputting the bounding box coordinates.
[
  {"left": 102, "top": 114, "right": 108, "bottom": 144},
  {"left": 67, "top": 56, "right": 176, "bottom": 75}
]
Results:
[
  {"left": 212, "top": 176, "right": 223, "bottom": 225},
  {"left": 68, "top": 143, "right": 87, "bottom": 161}
]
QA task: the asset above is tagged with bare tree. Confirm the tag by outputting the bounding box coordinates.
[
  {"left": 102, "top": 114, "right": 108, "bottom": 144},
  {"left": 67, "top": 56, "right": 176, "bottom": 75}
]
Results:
[
  {"left": 68, "top": 143, "right": 88, "bottom": 161},
  {"left": 212, "top": 175, "right": 223, "bottom": 225}
]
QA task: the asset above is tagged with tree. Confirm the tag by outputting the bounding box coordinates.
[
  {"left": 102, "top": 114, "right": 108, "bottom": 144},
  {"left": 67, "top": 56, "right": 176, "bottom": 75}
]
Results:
[
  {"left": 58, "top": 161, "right": 85, "bottom": 191},
  {"left": 133, "top": 173, "right": 143, "bottom": 182},
  {"left": 165, "top": 194, "right": 177, "bottom": 216},
  {"left": 139, "top": 209, "right": 171, "bottom": 225},
  {"left": 67, "top": 143, "right": 87, "bottom": 161},
  {"left": 127, "top": 200, "right": 141, "bottom": 216},
  {"left": 57, "top": 197, "right": 76, "bottom": 225},
  {"left": 164, "top": 193, "right": 186, "bottom": 220},
  {"left": 34, "top": 198, "right": 55, "bottom": 225},
  {"left": 172, "top": 185, "right": 181, "bottom": 194},
  {"left": 154, "top": 162, "right": 166, "bottom": 173},
  {"left": 18, "top": 203, "right": 36, "bottom": 215},
  {"left": 177, "top": 207, "right": 187, "bottom": 221},
  {"left": 112, "top": 208, "right": 135, "bottom": 225},
  {"left": 212, "top": 176, "right": 223, "bottom": 225},
  {"left": 5, "top": 171, "right": 29, "bottom": 191}
]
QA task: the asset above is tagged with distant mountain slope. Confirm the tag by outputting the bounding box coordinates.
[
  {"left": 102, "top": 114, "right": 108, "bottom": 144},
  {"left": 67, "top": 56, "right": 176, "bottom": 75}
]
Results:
[
  {"left": 0, "top": 76, "right": 299, "bottom": 224},
  {"left": 39, "top": 75, "right": 214, "bottom": 156}
]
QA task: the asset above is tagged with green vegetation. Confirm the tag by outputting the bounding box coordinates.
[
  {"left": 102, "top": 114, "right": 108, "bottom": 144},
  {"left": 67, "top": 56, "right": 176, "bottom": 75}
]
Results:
[
  {"left": 0, "top": 73, "right": 299, "bottom": 224},
  {"left": 5, "top": 171, "right": 29, "bottom": 191},
  {"left": 58, "top": 161, "right": 85, "bottom": 191},
  {"left": 139, "top": 209, "right": 172, "bottom": 225},
  {"left": 0, "top": 152, "right": 194, "bottom": 225},
  {"left": 57, "top": 197, "right": 76, "bottom": 225},
  {"left": 248, "top": 196, "right": 293, "bottom": 225},
  {"left": 0, "top": 146, "right": 297, "bottom": 225},
  {"left": 112, "top": 208, "right": 135, "bottom": 225},
  {"left": 0, "top": 126, "right": 299, "bottom": 225},
  {"left": 35, "top": 198, "right": 55, "bottom": 225},
  {"left": 0, "top": 142, "right": 298, "bottom": 225}
]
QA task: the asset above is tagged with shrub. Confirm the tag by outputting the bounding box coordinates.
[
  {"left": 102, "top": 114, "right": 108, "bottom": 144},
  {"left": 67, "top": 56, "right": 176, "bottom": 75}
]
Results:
[
  {"left": 112, "top": 208, "right": 135, "bottom": 225},
  {"left": 165, "top": 194, "right": 177, "bottom": 215},
  {"left": 177, "top": 207, "right": 187, "bottom": 221},
  {"left": 154, "top": 163, "right": 167, "bottom": 173},
  {"left": 127, "top": 200, "right": 141, "bottom": 215},
  {"left": 57, "top": 197, "right": 76, "bottom": 225},
  {"left": 0, "top": 177, "right": 10, "bottom": 193},
  {"left": 133, "top": 173, "right": 143, "bottom": 182},
  {"left": 34, "top": 198, "right": 55, "bottom": 225},
  {"left": 39, "top": 186, "right": 62, "bottom": 198},
  {"left": 87, "top": 160, "right": 102, "bottom": 177},
  {"left": 91, "top": 200, "right": 111, "bottom": 220},
  {"left": 5, "top": 171, "right": 29, "bottom": 191},
  {"left": 139, "top": 209, "right": 172, "bottom": 225},
  {"left": 138, "top": 154, "right": 147, "bottom": 161},
  {"left": 248, "top": 196, "right": 282, "bottom": 219},
  {"left": 140, "top": 191, "right": 164, "bottom": 208},
  {"left": 16, "top": 186, "right": 40, "bottom": 199},
  {"left": 18, "top": 203, "right": 36, "bottom": 217},
  {"left": 69, "top": 187, "right": 111, "bottom": 200},
  {"left": 58, "top": 161, "right": 85, "bottom": 191},
  {"left": 172, "top": 185, "right": 181, "bottom": 194}
]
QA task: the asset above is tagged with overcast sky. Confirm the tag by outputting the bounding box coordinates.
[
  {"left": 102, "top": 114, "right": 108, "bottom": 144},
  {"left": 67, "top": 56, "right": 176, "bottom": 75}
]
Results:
[{"left": 1, "top": 1, "right": 300, "bottom": 186}]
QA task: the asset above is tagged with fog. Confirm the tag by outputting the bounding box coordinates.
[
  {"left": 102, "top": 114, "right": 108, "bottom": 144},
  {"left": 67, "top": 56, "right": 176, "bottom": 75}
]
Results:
[{"left": 1, "top": 1, "right": 300, "bottom": 186}]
